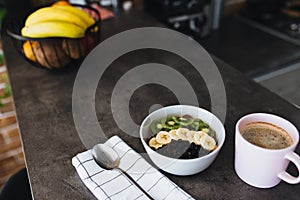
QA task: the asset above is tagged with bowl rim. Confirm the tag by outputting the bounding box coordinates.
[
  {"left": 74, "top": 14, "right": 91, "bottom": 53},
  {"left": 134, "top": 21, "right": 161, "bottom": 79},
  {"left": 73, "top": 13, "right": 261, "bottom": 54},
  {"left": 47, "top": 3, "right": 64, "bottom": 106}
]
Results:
[{"left": 139, "top": 104, "right": 226, "bottom": 163}]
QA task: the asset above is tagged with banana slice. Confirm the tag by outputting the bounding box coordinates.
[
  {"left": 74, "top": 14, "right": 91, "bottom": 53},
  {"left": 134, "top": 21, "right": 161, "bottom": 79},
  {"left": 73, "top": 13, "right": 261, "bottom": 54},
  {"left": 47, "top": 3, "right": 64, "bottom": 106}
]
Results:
[
  {"left": 149, "top": 137, "right": 163, "bottom": 150},
  {"left": 169, "top": 129, "right": 179, "bottom": 140},
  {"left": 156, "top": 131, "right": 172, "bottom": 145},
  {"left": 194, "top": 131, "right": 207, "bottom": 145},
  {"left": 176, "top": 128, "right": 189, "bottom": 140},
  {"left": 186, "top": 130, "right": 196, "bottom": 143},
  {"left": 200, "top": 134, "right": 216, "bottom": 151}
]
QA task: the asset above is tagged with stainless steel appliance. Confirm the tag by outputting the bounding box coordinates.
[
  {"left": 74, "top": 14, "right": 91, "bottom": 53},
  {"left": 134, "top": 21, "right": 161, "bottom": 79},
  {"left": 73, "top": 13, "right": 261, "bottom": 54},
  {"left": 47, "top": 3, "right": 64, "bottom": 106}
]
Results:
[
  {"left": 144, "top": 0, "right": 222, "bottom": 37},
  {"left": 239, "top": 0, "right": 300, "bottom": 46}
]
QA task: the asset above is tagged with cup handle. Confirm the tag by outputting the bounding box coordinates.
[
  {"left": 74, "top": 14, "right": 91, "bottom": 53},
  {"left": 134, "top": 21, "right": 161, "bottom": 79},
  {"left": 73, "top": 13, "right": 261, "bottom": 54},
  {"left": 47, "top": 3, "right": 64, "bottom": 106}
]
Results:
[{"left": 278, "top": 152, "right": 300, "bottom": 184}]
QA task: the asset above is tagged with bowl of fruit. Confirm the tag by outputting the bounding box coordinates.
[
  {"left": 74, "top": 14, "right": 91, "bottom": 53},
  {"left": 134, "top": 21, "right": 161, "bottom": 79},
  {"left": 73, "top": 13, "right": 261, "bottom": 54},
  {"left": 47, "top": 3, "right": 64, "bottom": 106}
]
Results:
[
  {"left": 6, "top": 1, "right": 101, "bottom": 69},
  {"left": 140, "top": 105, "right": 226, "bottom": 176}
]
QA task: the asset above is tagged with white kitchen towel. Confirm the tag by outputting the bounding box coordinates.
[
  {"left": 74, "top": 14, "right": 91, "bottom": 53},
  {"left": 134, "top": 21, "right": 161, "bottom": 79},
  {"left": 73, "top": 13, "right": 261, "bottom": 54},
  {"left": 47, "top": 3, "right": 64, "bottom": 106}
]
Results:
[{"left": 72, "top": 135, "right": 194, "bottom": 200}]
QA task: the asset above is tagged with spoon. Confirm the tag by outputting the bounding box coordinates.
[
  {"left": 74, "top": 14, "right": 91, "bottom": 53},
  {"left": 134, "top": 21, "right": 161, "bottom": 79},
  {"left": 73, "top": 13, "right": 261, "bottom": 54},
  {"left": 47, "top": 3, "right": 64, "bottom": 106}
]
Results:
[{"left": 92, "top": 144, "right": 154, "bottom": 200}]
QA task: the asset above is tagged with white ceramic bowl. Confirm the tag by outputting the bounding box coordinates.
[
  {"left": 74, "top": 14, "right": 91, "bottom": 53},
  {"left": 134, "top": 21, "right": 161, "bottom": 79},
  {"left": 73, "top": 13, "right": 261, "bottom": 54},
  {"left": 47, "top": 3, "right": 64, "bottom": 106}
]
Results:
[{"left": 140, "top": 105, "right": 226, "bottom": 176}]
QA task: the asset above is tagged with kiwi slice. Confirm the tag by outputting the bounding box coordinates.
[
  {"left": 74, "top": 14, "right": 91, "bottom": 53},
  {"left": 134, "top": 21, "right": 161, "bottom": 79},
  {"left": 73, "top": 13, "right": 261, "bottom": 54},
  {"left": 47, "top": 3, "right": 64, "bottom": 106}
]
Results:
[
  {"left": 172, "top": 116, "right": 181, "bottom": 124},
  {"left": 197, "top": 123, "right": 209, "bottom": 131},
  {"left": 167, "top": 120, "right": 175, "bottom": 126},
  {"left": 171, "top": 116, "right": 194, "bottom": 126},
  {"left": 207, "top": 128, "right": 216, "bottom": 138},
  {"left": 179, "top": 118, "right": 194, "bottom": 126},
  {"left": 150, "top": 119, "right": 163, "bottom": 134},
  {"left": 163, "top": 124, "right": 180, "bottom": 130}
]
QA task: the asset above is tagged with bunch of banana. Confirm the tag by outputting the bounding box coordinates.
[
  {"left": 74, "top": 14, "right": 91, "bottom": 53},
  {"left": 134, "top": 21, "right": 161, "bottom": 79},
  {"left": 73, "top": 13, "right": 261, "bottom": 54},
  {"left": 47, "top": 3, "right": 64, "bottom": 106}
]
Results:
[
  {"left": 21, "top": 2, "right": 95, "bottom": 38},
  {"left": 149, "top": 128, "right": 217, "bottom": 151}
]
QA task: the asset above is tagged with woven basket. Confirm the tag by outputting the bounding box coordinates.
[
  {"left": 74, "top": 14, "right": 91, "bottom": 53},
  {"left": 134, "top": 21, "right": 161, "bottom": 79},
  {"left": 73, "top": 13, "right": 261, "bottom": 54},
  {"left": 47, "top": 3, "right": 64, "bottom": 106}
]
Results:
[{"left": 6, "top": 4, "right": 101, "bottom": 70}]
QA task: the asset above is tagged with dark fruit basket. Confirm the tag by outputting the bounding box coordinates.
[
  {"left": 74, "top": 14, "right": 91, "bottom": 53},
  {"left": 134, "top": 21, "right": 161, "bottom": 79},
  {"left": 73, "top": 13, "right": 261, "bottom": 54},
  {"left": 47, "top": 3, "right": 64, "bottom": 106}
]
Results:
[{"left": 6, "top": 4, "right": 101, "bottom": 70}]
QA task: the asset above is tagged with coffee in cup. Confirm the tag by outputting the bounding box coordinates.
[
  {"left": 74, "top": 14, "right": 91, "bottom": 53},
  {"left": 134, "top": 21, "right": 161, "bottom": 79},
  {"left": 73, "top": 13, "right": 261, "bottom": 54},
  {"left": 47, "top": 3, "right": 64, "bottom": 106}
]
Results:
[{"left": 240, "top": 122, "right": 293, "bottom": 150}]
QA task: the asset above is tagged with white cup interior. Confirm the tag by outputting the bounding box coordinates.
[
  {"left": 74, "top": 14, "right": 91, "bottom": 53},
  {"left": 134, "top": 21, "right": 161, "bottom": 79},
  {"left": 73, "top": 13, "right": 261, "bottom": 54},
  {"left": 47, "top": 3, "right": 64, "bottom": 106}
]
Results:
[{"left": 237, "top": 113, "right": 299, "bottom": 150}]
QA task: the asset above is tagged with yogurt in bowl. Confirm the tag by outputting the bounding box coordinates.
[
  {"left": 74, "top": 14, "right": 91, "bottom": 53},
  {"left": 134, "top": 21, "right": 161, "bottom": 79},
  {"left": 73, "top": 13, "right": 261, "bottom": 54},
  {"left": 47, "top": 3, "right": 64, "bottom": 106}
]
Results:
[{"left": 140, "top": 105, "right": 226, "bottom": 176}]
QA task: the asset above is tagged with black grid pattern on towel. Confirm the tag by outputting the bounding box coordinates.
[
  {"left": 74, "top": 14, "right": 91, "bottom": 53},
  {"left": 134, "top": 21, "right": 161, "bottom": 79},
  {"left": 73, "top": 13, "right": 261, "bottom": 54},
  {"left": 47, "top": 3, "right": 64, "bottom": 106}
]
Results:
[
  {"left": 76, "top": 157, "right": 111, "bottom": 199},
  {"left": 76, "top": 156, "right": 139, "bottom": 199},
  {"left": 74, "top": 137, "right": 194, "bottom": 200}
]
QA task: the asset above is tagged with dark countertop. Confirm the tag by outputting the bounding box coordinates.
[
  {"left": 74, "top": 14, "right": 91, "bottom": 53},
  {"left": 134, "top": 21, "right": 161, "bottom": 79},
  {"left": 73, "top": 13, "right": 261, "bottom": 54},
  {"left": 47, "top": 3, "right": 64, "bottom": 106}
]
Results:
[
  {"left": 2, "top": 8, "right": 300, "bottom": 200},
  {"left": 196, "top": 15, "right": 300, "bottom": 79}
]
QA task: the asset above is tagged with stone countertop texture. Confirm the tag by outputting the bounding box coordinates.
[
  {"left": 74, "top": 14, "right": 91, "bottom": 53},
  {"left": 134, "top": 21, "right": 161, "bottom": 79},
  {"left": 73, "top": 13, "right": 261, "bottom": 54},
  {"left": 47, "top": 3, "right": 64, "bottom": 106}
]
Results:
[{"left": 2, "top": 8, "right": 300, "bottom": 200}]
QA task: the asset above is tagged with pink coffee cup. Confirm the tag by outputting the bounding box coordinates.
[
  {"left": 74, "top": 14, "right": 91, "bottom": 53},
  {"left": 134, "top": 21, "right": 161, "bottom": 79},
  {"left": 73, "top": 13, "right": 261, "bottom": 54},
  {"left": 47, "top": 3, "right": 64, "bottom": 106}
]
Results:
[{"left": 234, "top": 113, "right": 300, "bottom": 188}]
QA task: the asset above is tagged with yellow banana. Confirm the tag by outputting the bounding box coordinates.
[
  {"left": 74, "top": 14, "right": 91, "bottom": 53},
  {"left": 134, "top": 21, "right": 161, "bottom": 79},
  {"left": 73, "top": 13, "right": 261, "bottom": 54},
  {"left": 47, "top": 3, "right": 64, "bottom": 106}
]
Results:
[
  {"left": 53, "top": 5, "right": 95, "bottom": 28},
  {"left": 200, "top": 134, "right": 216, "bottom": 151},
  {"left": 21, "top": 21, "right": 85, "bottom": 38},
  {"left": 25, "top": 7, "right": 88, "bottom": 29},
  {"left": 156, "top": 131, "right": 171, "bottom": 145},
  {"left": 149, "top": 137, "right": 163, "bottom": 150}
]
